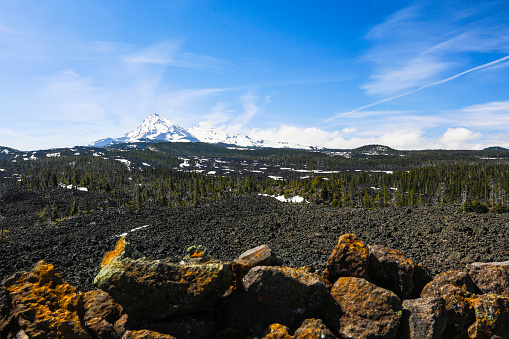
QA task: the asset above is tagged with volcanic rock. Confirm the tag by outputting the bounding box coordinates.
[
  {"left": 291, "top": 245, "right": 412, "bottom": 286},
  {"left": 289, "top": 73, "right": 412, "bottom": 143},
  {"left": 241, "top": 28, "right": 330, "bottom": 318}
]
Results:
[
  {"left": 466, "top": 261, "right": 509, "bottom": 297},
  {"left": 292, "top": 318, "right": 337, "bottom": 339},
  {"left": 330, "top": 276, "right": 402, "bottom": 339},
  {"left": 322, "top": 233, "right": 369, "bottom": 286},
  {"left": 399, "top": 297, "right": 447, "bottom": 339},
  {"left": 94, "top": 237, "right": 233, "bottom": 322},
  {"left": 421, "top": 270, "right": 480, "bottom": 296},
  {"left": 232, "top": 245, "right": 283, "bottom": 289},
  {"left": 367, "top": 244, "right": 415, "bottom": 299},
  {"left": 421, "top": 282, "right": 476, "bottom": 339},
  {"left": 255, "top": 323, "right": 292, "bottom": 338},
  {"left": 121, "top": 329, "right": 176, "bottom": 339},
  {"left": 220, "top": 266, "right": 330, "bottom": 335},
  {"left": 467, "top": 293, "right": 509, "bottom": 338},
  {"left": 2, "top": 260, "right": 90, "bottom": 338}
]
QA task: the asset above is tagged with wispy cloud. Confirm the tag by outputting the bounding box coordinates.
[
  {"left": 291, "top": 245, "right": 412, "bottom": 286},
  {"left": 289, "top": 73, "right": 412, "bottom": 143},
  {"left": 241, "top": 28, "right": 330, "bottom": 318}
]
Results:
[
  {"left": 324, "top": 55, "right": 509, "bottom": 123},
  {"left": 361, "top": 2, "right": 509, "bottom": 97},
  {"left": 446, "top": 101, "right": 509, "bottom": 128},
  {"left": 124, "top": 41, "right": 226, "bottom": 71}
]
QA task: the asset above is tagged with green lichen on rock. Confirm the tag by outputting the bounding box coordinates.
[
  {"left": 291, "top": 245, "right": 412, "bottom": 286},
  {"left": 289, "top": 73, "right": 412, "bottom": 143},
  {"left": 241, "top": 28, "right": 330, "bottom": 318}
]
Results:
[{"left": 93, "top": 238, "right": 233, "bottom": 322}]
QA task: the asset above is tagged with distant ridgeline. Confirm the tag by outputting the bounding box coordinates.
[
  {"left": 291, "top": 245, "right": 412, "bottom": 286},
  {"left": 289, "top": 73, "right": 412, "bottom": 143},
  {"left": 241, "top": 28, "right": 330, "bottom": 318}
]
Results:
[{"left": 2, "top": 143, "right": 509, "bottom": 216}]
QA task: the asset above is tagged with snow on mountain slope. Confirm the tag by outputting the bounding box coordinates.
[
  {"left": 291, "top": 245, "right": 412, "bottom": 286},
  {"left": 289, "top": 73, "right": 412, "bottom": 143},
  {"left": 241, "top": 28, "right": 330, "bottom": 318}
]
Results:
[
  {"left": 188, "top": 122, "right": 261, "bottom": 147},
  {"left": 89, "top": 113, "right": 311, "bottom": 149},
  {"left": 123, "top": 113, "right": 198, "bottom": 143}
]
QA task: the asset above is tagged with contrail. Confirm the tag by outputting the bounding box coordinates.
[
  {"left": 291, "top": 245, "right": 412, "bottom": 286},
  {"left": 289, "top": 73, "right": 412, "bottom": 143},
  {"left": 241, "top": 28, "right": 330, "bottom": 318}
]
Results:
[{"left": 322, "top": 54, "right": 509, "bottom": 124}]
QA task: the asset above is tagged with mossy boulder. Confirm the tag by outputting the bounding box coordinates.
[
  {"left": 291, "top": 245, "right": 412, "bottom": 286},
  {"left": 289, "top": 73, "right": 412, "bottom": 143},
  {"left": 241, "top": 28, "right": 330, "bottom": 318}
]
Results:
[{"left": 94, "top": 238, "right": 233, "bottom": 322}]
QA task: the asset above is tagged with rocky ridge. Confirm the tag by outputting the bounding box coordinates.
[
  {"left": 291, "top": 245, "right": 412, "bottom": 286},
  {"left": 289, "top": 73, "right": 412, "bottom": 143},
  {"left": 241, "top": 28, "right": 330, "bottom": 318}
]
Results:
[{"left": 1, "top": 234, "right": 509, "bottom": 338}]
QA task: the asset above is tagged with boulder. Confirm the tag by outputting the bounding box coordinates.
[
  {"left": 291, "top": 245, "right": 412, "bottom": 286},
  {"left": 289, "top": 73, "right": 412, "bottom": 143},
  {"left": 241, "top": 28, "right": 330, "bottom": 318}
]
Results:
[
  {"left": 94, "top": 238, "right": 233, "bottom": 322},
  {"left": 83, "top": 289, "right": 123, "bottom": 324},
  {"left": 331, "top": 277, "right": 402, "bottom": 339},
  {"left": 467, "top": 293, "right": 509, "bottom": 338},
  {"left": 255, "top": 323, "right": 292, "bottom": 338},
  {"left": 466, "top": 262, "right": 509, "bottom": 297},
  {"left": 83, "top": 289, "right": 124, "bottom": 339},
  {"left": 367, "top": 244, "right": 415, "bottom": 299},
  {"left": 121, "top": 329, "right": 176, "bottom": 339},
  {"left": 232, "top": 245, "right": 283, "bottom": 289},
  {"left": 399, "top": 297, "right": 447, "bottom": 339},
  {"left": 322, "top": 234, "right": 369, "bottom": 286},
  {"left": 220, "top": 266, "right": 331, "bottom": 335},
  {"left": 293, "top": 318, "right": 337, "bottom": 339},
  {"left": 2, "top": 260, "right": 91, "bottom": 339},
  {"left": 421, "top": 280, "right": 476, "bottom": 339},
  {"left": 420, "top": 270, "right": 480, "bottom": 296}
]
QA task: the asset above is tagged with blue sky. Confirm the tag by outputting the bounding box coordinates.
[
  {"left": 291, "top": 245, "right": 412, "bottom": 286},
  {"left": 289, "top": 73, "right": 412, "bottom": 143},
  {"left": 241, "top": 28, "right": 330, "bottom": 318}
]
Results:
[{"left": 1, "top": 0, "right": 509, "bottom": 150}]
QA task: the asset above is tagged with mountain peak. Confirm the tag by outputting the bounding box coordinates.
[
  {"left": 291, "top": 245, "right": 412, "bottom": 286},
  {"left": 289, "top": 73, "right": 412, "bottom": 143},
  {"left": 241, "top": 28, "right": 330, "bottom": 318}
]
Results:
[
  {"left": 122, "top": 114, "right": 197, "bottom": 143},
  {"left": 89, "top": 114, "right": 311, "bottom": 149}
]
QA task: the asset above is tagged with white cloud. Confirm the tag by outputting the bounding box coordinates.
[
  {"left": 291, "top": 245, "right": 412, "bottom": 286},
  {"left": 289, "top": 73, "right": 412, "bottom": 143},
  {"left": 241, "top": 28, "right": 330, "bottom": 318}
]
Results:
[
  {"left": 342, "top": 127, "right": 356, "bottom": 133},
  {"left": 437, "top": 127, "right": 481, "bottom": 149}
]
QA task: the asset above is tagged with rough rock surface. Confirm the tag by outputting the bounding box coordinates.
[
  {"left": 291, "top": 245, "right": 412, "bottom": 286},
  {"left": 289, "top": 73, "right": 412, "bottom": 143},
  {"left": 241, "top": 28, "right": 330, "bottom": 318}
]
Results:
[
  {"left": 421, "top": 282, "right": 476, "bottom": 339},
  {"left": 467, "top": 293, "right": 509, "bottom": 339},
  {"left": 399, "top": 297, "right": 447, "bottom": 339},
  {"left": 94, "top": 238, "right": 233, "bottom": 322},
  {"left": 121, "top": 329, "right": 176, "bottom": 339},
  {"left": 232, "top": 244, "right": 283, "bottom": 289},
  {"left": 368, "top": 244, "right": 415, "bottom": 299},
  {"left": 292, "top": 318, "right": 337, "bottom": 339},
  {"left": 83, "top": 289, "right": 124, "bottom": 339},
  {"left": 1, "top": 187, "right": 509, "bottom": 302},
  {"left": 331, "top": 277, "right": 402, "bottom": 339},
  {"left": 2, "top": 261, "right": 90, "bottom": 339},
  {"left": 322, "top": 233, "right": 369, "bottom": 285},
  {"left": 421, "top": 270, "right": 480, "bottom": 296},
  {"left": 467, "top": 262, "right": 509, "bottom": 297},
  {"left": 221, "top": 265, "right": 330, "bottom": 335}
]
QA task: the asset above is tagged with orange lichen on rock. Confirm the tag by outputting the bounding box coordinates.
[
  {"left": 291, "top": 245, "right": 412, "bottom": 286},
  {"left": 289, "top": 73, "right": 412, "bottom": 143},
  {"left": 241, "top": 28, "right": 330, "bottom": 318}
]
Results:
[
  {"left": 257, "top": 323, "right": 292, "bottom": 339},
  {"left": 190, "top": 251, "right": 205, "bottom": 258},
  {"left": 322, "top": 233, "right": 369, "bottom": 286},
  {"left": 3, "top": 260, "right": 90, "bottom": 339},
  {"left": 468, "top": 293, "right": 509, "bottom": 338},
  {"left": 331, "top": 276, "right": 402, "bottom": 339},
  {"left": 100, "top": 236, "right": 126, "bottom": 269},
  {"left": 122, "top": 329, "right": 177, "bottom": 339},
  {"left": 292, "top": 319, "right": 336, "bottom": 339}
]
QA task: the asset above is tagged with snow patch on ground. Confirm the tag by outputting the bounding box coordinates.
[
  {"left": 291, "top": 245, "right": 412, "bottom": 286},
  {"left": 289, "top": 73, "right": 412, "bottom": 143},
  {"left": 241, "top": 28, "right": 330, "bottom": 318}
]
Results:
[
  {"left": 259, "top": 194, "right": 307, "bottom": 203},
  {"left": 179, "top": 158, "right": 191, "bottom": 168},
  {"left": 115, "top": 158, "right": 131, "bottom": 170},
  {"left": 46, "top": 153, "right": 61, "bottom": 158},
  {"left": 59, "top": 184, "right": 88, "bottom": 191},
  {"left": 115, "top": 224, "right": 150, "bottom": 237}
]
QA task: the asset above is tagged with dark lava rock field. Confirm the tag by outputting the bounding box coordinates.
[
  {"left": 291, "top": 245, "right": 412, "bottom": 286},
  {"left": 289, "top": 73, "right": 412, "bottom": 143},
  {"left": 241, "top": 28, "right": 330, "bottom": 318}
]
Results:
[{"left": 1, "top": 186, "right": 508, "bottom": 303}]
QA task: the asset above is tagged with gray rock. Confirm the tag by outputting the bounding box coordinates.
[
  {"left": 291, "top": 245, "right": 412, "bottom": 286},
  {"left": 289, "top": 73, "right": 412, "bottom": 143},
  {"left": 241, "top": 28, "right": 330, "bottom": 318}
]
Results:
[{"left": 399, "top": 297, "right": 447, "bottom": 339}]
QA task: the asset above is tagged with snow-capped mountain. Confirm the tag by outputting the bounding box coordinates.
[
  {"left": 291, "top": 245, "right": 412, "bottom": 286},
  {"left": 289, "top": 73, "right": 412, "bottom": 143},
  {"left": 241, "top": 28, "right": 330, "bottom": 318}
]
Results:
[
  {"left": 188, "top": 122, "right": 262, "bottom": 147},
  {"left": 123, "top": 113, "right": 198, "bottom": 143},
  {"left": 90, "top": 114, "right": 198, "bottom": 146},
  {"left": 89, "top": 113, "right": 310, "bottom": 149}
]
